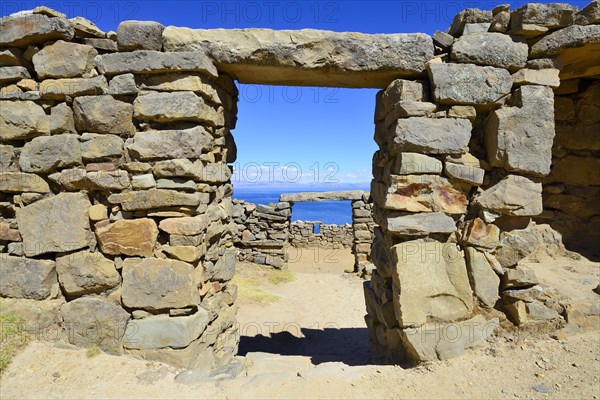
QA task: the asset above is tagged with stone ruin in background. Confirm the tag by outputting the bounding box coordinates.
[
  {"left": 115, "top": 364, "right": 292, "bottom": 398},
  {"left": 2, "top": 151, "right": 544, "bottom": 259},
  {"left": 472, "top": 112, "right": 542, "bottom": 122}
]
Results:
[{"left": 0, "top": 1, "right": 599, "bottom": 369}]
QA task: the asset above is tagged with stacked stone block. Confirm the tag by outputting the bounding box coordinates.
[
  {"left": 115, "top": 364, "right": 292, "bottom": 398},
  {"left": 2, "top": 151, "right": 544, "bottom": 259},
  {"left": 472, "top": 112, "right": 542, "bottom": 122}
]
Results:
[
  {"left": 351, "top": 196, "right": 376, "bottom": 275},
  {"left": 231, "top": 200, "right": 290, "bottom": 268},
  {"left": 1, "top": 11, "right": 239, "bottom": 369},
  {"left": 289, "top": 221, "right": 353, "bottom": 248}
]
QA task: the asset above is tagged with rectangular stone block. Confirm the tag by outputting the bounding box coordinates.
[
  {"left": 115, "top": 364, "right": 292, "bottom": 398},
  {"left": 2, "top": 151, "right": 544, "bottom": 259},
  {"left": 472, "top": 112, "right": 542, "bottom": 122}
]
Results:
[
  {"left": 389, "top": 117, "right": 472, "bottom": 155},
  {"left": 125, "top": 127, "right": 213, "bottom": 160},
  {"left": 0, "top": 256, "right": 57, "bottom": 300}
]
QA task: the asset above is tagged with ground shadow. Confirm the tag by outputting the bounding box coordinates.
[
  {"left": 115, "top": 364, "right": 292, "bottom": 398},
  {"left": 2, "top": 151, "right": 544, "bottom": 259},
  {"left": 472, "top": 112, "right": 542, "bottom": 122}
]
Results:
[{"left": 238, "top": 327, "right": 372, "bottom": 366}]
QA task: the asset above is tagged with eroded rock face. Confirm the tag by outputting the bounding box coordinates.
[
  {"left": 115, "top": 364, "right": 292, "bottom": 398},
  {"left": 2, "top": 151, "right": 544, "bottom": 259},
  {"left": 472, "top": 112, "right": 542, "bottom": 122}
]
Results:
[
  {"left": 0, "top": 256, "right": 57, "bottom": 300},
  {"left": 0, "top": 14, "right": 74, "bottom": 47},
  {"left": 95, "top": 218, "right": 158, "bottom": 257},
  {"left": 0, "top": 100, "right": 49, "bottom": 141},
  {"left": 451, "top": 32, "right": 528, "bottom": 70},
  {"left": 32, "top": 40, "right": 97, "bottom": 79},
  {"left": 162, "top": 27, "right": 434, "bottom": 87}
]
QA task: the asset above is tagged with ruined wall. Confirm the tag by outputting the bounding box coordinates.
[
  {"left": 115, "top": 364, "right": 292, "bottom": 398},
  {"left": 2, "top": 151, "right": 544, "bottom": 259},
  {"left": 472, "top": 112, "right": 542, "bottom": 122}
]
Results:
[
  {"left": 0, "top": 10, "right": 239, "bottom": 369},
  {"left": 289, "top": 221, "right": 353, "bottom": 248},
  {"left": 365, "top": 2, "right": 599, "bottom": 364},
  {"left": 352, "top": 197, "right": 376, "bottom": 275}
]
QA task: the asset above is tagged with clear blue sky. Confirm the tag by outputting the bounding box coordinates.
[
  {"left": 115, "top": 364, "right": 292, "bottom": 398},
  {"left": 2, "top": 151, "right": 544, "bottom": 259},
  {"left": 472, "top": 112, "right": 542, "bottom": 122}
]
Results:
[{"left": 2, "top": 0, "right": 587, "bottom": 185}]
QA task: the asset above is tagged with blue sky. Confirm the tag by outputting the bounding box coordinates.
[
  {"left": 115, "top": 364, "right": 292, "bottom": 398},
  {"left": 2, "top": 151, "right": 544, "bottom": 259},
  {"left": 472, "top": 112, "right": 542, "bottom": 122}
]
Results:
[{"left": 2, "top": 0, "right": 588, "bottom": 185}]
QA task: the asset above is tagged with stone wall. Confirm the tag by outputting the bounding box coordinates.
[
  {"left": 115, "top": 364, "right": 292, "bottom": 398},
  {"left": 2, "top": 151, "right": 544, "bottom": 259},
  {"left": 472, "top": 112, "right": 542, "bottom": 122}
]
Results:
[
  {"left": 1, "top": 10, "right": 239, "bottom": 369},
  {"left": 352, "top": 197, "right": 376, "bottom": 275},
  {"left": 289, "top": 221, "right": 353, "bottom": 248}
]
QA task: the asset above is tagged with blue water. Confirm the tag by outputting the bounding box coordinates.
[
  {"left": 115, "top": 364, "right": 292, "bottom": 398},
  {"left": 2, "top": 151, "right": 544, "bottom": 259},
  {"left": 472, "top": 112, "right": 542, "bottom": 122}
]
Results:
[{"left": 233, "top": 185, "right": 368, "bottom": 225}]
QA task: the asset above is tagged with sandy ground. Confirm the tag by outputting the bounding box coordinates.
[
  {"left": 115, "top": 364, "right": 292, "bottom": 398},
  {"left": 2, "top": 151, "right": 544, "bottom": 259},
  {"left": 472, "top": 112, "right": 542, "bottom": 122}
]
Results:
[{"left": 1, "top": 247, "right": 599, "bottom": 400}]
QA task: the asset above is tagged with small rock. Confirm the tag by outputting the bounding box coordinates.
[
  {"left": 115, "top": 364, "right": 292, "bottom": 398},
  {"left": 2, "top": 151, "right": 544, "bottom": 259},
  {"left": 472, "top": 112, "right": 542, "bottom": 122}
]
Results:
[{"left": 533, "top": 384, "right": 552, "bottom": 393}]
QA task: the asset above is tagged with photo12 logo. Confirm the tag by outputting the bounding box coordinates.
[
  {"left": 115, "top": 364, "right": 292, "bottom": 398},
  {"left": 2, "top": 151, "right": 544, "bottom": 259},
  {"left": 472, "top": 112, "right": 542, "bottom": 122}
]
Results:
[{"left": 199, "top": 1, "right": 340, "bottom": 24}]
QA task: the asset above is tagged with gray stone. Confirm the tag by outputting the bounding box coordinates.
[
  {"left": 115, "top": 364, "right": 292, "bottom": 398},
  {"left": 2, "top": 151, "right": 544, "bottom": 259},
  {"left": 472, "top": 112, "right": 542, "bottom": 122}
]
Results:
[
  {"left": 451, "top": 32, "right": 528, "bottom": 70},
  {"left": 280, "top": 190, "right": 367, "bottom": 202},
  {"left": 121, "top": 257, "right": 200, "bottom": 312},
  {"left": 61, "top": 297, "right": 130, "bottom": 354},
  {"left": 475, "top": 175, "right": 543, "bottom": 217},
  {"left": 153, "top": 159, "right": 203, "bottom": 179},
  {"left": 489, "top": 11, "right": 510, "bottom": 33},
  {"left": 19, "top": 134, "right": 82, "bottom": 173},
  {"left": 530, "top": 24, "right": 600, "bottom": 58},
  {"left": 108, "top": 189, "right": 209, "bottom": 211},
  {"left": 107, "top": 73, "right": 137, "bottom": 95},
  {"left": 0, "top": 14, "right": 74, "bottom": 48},
  {"left": 39, "top": 76, "right": 108, "bottom": 100},
  {"left": 511, "top": 69, "right": 560, "bottom": 87},
  {"left": 445, "top": 162, "right": 484, "bottom": 186},
  {"left": 133, "top": 91, "right": 218, "bottom": 124},
  {"left": 0, "top": 256, "right": 56, "bottom": 300},
  {"left": 49, "top": 168, "right": 130, "bottom": 191},
  {"left": 32, "top": 40, "right": 97, "bottom": 79},
  {"left": 494, "top": 223, "right": 562, "bottom": 268},
  {"left": 69, "top": 17, "right": 105, "bottom": 38},
  {"left": 73, "top": 95, "right": 135, "bottom": 135},
  {"left": 576, "top": 0, "right": 600, "bottom": 25},
  {"left": 212, "top": 248, "right": 237, "bottom": 281},
  {"left": 432, "top": 30, "right": 454, "bottom": 49},
  {"left": 98, "top": 50, "right": 218, "bottom": 77},
  {"left": 126, "top": 127, "right": 213, "bottom": 160},
  {"left": 485, "top": 86, "right": 555, "bottom": 176},
  {"left": 389, "top": 117, "right": 472, "bottom": 155},
  {"left": 0, "top": 100, "right": 49, "bottom": 141},
  {"left": 83, "top": 38, "right": 118, "bottom": 52},
  {"left": 117, "top": 20, "right": 164, "bottom": 51},
  {"left": 391, "top": 240, "right": 472, "bottom": 327},
  {"left": 50, "top": 103, "right": 76, "bottom": 134},
  {"left": 510, "top": 3, "right": 577, "bottom": 37},
  {"left": 448, "top": 8, "right": 492, "bottom": 36},
  {"left": 16, "top": 192, "right": 92, "bottom": 256},
  {"left": 465, "top": 247, "right": 500, "bottom": 307},
  {"left": 80, "top": 133, "right": 124, "bottom": 161},
  {"left": 393, "top": 153, "right": 442, "bottom": 175},
  {"left": 0, "top": 172, "right": 50, "bottom": 193},
  {"left": 428, "top": 63, "right": 512, "bottom": 106},
  {"left": 0, "top": 66, "right": 30, "bottom": 84},
  {"left": 385, "top": 212, "right": 457, "bottom": 236},
  {"left": 123, "top": 310, "right": 209, "bottom": 349},
  {"left": 163, "top": 27, "right": 433, "bottom": 88},
  {"left": 462, "top": 23, "right": 491, "bottom": 35},
  {"left": 56, "top": 250, "right": 120, "bottom": 297},
  {"left": 502, "top": 267, "right": 539, "bottom": 289},
  {"left": 131, "top": 174, "right": 156, "bottom": 189}
]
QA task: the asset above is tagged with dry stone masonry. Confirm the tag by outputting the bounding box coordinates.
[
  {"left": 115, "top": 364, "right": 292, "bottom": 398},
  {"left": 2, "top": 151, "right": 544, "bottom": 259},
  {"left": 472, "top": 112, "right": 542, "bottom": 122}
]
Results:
[
  {"left": 1, "top": 1, "right": 599, "bottom": 369},
  {"left": 289, "top": 221, "right": 353, "bottom": 249}
]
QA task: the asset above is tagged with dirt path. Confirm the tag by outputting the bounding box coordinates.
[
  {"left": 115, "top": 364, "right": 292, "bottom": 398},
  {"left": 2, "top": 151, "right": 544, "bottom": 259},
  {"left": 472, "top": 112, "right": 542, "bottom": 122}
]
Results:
[{"left": 1, "top": 247, "right": 599, "bottom": 400}]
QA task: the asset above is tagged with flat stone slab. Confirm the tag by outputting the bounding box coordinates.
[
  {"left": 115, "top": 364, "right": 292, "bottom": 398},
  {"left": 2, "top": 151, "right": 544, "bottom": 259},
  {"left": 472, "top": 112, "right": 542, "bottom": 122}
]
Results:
[
  {"left": 280, "top": 190, "right": 368, "bottom": 202},
  {"left": 162, "top": 27, "right": 434, "bottom": 88}
]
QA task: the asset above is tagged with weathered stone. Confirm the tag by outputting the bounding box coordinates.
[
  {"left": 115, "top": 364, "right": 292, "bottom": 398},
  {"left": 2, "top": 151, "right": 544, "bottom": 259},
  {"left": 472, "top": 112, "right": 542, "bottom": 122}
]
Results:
[
  {"left": 212, "top": 248, "right": 237, "bottom": 281},
  {"left": 393, "top": 153, "right": 442, "bottom": 175},
  {"left": 117, "top": 20, "right": 164, "bottom": 51},
  {"left": 69, "top": 17, "right": 105, "bottom": 38},
  {"left": 0, "top": 298, "right": 64, "bottom": 334},
  {"left": 162, "top": 245, "right": 204, "bottom": 263},
  {"left": 83, "top": 38, "right": 118, "bottom": 52},
  {"left": 400, "top": 315, "right": 498, "bottom": 362},
  {"left": 19, "top": 134, "right": 82, "bottom": 173},
  {"left": 502, "top": 267, "right": 540, "bottom": 290},
  {"left": 50, "top": 103, "right": 76, "bottom": 134},
  {"left": 32, "top": 40, "right": 97, "bottom": 79},
  {"left": 107, "top": 73, "right": 137, "bottom": 96},
  {"left": 503, "top": 285, "right": 544, "bottom": 303},
  {"left": 16, "top": 192, "right": 91, "bottom": 256},
  {"left": 123, "top": 310, "right": 209, "bottom": 350},
  {"left": 475, "top": 175, "right": 543, "bottom": 217},
  {"left": 80, "top": 133, "right": 124, "bottom": 161},
  {"left": 489, "top": 11, "right": 510, "bottom": 33},
  {"left": 61, "top": 297, "right": 130, "bottom": 354},
  {"left": 385, "top": 212, "right": 457, "bottom": 236},
  {"left": 133, "top": 91, "right": 219, "bottom": 124},
  {"left": 123, "top": 162, "right": 152, "bottom": 173},
  {"left": 201, "top": 163, "right": 232, "bottom": 184},
  {"left": 15, "top": 78, "right": 37, "bottom": 91},
  {"left": 89, "top": 204, "right": 108, "bottom": 221},
  {"left": 445, "top": 162, "right": 484, "bottom": 186},
  {"left": 448, "top": 8, "right": 492, "bottom": 36},
  {"left": 0, "top": 48, "right": 25, "bottom": 66},
  {"left": 494, "top": 223, "right": 562, "bottom": 268},
  {"left": 379, "top": 79, "right": 428, "bottom": 119},
  {"left": 428, "top": 63, "right": 512, "bottom": 106},
  {"left": 485, "top": 86, "right": 555, "bottom": 176},
  {"left": 576, "top": 0, "right": 600, "bottom": 25},
  {"left": 153, "top": 159, "right": 203, "bottom": 179},
  {"left": 73, "top": 95, "right": 135, "bottom": 135},
  {"left": 95, "top": 218, "right": 158, "bottom": 257},
  {"left": 447, "top": 105, "right": 476, "bottom": 121},
  {"left": 391, "top": 240, "right": 472, "bottom": 327},
  {"left": 98, "top": 50, "right": 218, "bottom": 77},
  {"left": 461, "top": 218, "right": 500, "bottom": 250},
  {"left": 0, "top": 256, "right": 56, "bottom": 300},
  {"left": 0, "top": 14, "right": 74, "bottom": 48},
  {"left": 549, "top": 156, "right": 600, "bottom": 186},
  {"left": 465, "top": 247, "right": 500, "bottom": 307},
  {"left": 0, "top": 66, "right": 30, "bottom": 84},
  {"left": 108, "top": 189, "right": 209, "bottom": 211},
  {"left": 451, "top": 32, "right": 527, "bottom": 70},
  {"left": 432, "top": 30, "right": 454, "bottom": 49},
  {"left": 126, "top": 127, "right": 213, "bottom": 160},
  {"left": 159, "top": 216, "right": 209, "bottom": 236},
  {"left": 0, "top": 100, "right": 49, "bottom": 140},
  {"left": 510, "top": 3, "right": 577, "bottom": 37},
  {"left": 32, "top": 6, "right": 66, "bottom": 18},
  {"left": 0, "top": 172, "right": 50, "bottom": 193},
  {"left": 131, "top": 174, "right": 156, "bottom": 190},
  {"left": 511, "top": 69, "right": 560, "bottom": 87},
  {"left": 163, "top": 28, "right": 433, "bottom": 88},
  {"left": 121, "top": 258, "right": 200, "bottom": 312},
  {"left": 0, "top": 222, "right": 20, "bottom": 241},
  {"left": 389, "top": 117, "right": 472, "bottom": 155},
  {"left": 56, "top": 250, "right": 120, "bottom": 297},
  {"left": 39, "top": 76, "right": 108, "bottom": 100},
  {"left": 51, "top": 168, "right": 130, "bottom": 191}
]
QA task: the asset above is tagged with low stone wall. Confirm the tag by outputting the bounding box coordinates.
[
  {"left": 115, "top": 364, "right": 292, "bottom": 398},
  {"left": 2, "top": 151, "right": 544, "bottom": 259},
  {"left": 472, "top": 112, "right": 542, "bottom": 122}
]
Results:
[
  {"left": 232, "top": 200, "right": 290, "bottom": 268},
  {"left": 289, "top": 221, "right": 353, "bottom": 248},
  {"left": 352, "top": 197, "right": 376, "bottom": 275}
]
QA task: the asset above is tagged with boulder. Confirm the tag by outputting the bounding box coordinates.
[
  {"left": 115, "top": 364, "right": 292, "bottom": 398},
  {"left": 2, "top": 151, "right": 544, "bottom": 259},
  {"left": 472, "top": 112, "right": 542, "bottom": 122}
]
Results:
[
  {"left": 576, "top": 0, "right": 600, "bottom": 25},
  {"left": 461, "top": 218, "right": 500, "bottom": 250},
  {"left": 95, "top": 218, "right": 158, "bottom": 257},
  {"left": 162, "top": 27, "right": 433, "bottom": 88},
  {"left": 465, "top": 247, "right": 500, "bottom": 307},
  {"left": 389, "top": 117, "right": 472, "bottom": 155},
  {"left": 451, "top": 32, "right": 528, "bottom": 70},
  {"left": 73, "top": 95, "right": 135, "bottom": 135},
  {"left": 391, "top": 239, "right": 473, "bottom": 327},
  {"left": 97, "top": 50, "right": 218, "bottom": 77},
  {"left": 0, "top": 100, "right": 49, "bottom": 140},
  {"left": 121, "top": 258, "right": 200, "bottom": 312},
  {"left": 510, "top": 3, "right": 577, "bottom": 37},
  {"left": 117, "top": 20, "right": 164, "bottom": 51},
  {"left": 378, "top": 79, "right": 428, "bottom": 120},
  {"left": 107, "top": 73, "right": 137, "bottom": 96},
  {"left": 83, "top": 38, "right": 118, "bottom": 52},
  {"left": 428, "top": 63, "right": 512, "bottom": 106},
  {"left": 125, "top": 127, "right": 213, "bottom": 160},
  {"left": 0, "top": 14, "right": 74, "bottom": 48},
  {"left": 159, "top": 216, "right": 209, "bottom": 236},
  {"left": 448, "top": 8, "right": 492, "bottom": 36},
  {"left": 61, "top": 297, "right": 130, "bottom": 354},
  {"left": 39, "top": 76, "right": 108, "bottom": 100},
  {"left": 475, "top": 175, "right": 543, "bottom": 217},
  {"left": 494, "top": 223, "right": 562, "bottom": 268},
  {"left": 385, "top": 212, "right": 457, "bottom": 236},
  {"left": 69, "top": 17, "right": 105, "bottom": 38},
  {"left": 0, "top": 66, "right": 30, "bottom": 84},
  {"left": 0, "top": 256, "right": 56, "bottom": 300},
  {"left": 80, "top": 133, "right": 124, "bottom": 161},
  {"left": 50, "top": 103, "right": 76, "bottom": 134},
  {"left": 56, "top": 250, "right": 120, "bottom": 297},
  {"left": 89, "top": 204, "right": 108, "bottom": 221},
  {"left": 0, "top": 172, "right": 50, "bottom": 193},
  {"left": 152, "top": 159, "right": 204, "bottom": 179},
  {"left": 19, "top": 134, "right": 82, "bottom": 173},
  {"left": 123, "top": 310, "right": 209, "bottom": 350},
  {"left": 16, "top": 192, "right": 92, "bottom": 256},
  {"left": 108, "top": 189, "right": 209, "bottom": 211},
  {"left": 32, "top": 40, "right": 97, "bottom": 79}
]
